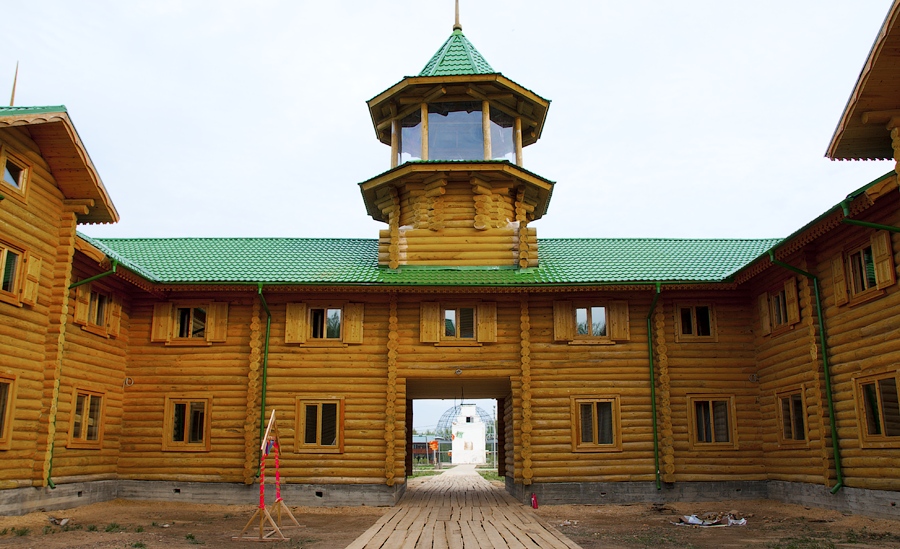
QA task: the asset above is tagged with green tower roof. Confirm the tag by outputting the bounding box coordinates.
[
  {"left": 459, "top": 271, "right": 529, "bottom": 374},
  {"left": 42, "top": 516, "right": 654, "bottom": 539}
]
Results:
[{"left": 419, "top": 29, "right": 495, "bottom": 76}]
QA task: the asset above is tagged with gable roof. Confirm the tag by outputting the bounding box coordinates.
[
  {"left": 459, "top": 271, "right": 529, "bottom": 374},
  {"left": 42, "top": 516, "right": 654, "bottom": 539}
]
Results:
[
  {"left": 0, "top": 106, "right": 118, "bottom": 224},
  {"left": 80, "top": 234, "right": 779, "bottom": 287},
  {"left": 419, "top": 29, "right": 495, "bottom": 77}
]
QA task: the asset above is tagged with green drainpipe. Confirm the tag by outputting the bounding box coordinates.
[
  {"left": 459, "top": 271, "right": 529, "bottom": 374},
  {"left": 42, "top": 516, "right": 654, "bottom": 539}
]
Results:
[
  {"left": 46, "top": 259, "right": 120, "bottom": 488},
  {"left": 840, "top": 201, "right": 900, "bottom": 233},
  {"left": 256, "top": 284, "right": 272, "bottom": 478},
  {"left": 646, "top": 283, "right": 662, "bottom": 490},
  {"left": 767, "top": 252, "right": 843, "bottom": 494}
]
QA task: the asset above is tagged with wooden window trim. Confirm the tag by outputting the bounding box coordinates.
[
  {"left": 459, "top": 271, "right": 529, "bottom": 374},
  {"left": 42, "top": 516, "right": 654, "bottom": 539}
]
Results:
[
  {"left": 74, "top": 283, "right": 122, "bottom": 338},
  {"left": 834, "top": 231, "right": 896, "bottom": 307},
  {"left": 674, "top": 303, "right": 718, "bottom": 342},
  {"left": 0, "top": 373, "right": 16, "bottom": 450},
  {"left": 163, "top": 394, "right": 212, "bottom": 452},
  {"left": 554, "top": 300, "right": 629, "bottom": 344},
  {"left": 570, "top": 395, "right": 622, "bottom": 453},
  {"left": 0, "top": 240, "right": 25, "bottom": 307},
  {"left": 758, "top": 278, "right": 800, "bottom": 337},
  {"left": 295, "top": 396, "right": 344, "bottom": 454},
  {"left": 66, "top": 387, "right": 105, "bottom": 449},
  {"left": 687, "top": 394, "right": 738, "bottom": 450},
  {"left": 420, "top": 301, "right": 496, "bottom": 346},
  {"left": 775, "top": 387, "right": 808, "bottom": 446},
  {"left": 0, "top": 145, "right": 30, "bottom": 203},
  {"left": 151, "top": 301, "right": 227, "bottom": 345},
  {"left": 441, "top": 304, "right": 477, "bottom": 342},
  {"left": 853, "top": 370, "right": 900, "bottom": 449},
  {"left": 285, "top": 302, "right": 364, "bottom": 345}
]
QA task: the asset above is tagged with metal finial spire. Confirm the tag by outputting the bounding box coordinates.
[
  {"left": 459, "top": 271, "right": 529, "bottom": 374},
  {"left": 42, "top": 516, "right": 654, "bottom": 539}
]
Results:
[
  {"left": 453, "top": 0, "right": 462, "bottom": 31},
  {"left": 9, "top": 62, "right": 18, "bottom": 107}
]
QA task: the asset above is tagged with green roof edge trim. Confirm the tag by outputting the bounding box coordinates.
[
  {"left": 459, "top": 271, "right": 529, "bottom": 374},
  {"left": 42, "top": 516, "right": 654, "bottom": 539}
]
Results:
[{"left": 0, "top": 105, "right": 68, "bottom": 115}]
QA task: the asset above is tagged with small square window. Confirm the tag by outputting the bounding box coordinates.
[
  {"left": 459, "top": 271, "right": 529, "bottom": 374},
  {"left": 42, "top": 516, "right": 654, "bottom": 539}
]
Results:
[
  {"left": 688, "top": 395, "right": 737, "bottom": 449},
  {"left": 0, "top": 374, "right": 15, "bottom": 449},
  {"left": 777, "top": 389, "right": 806, "bottom": 443},
  {"left": 571, "top": 396, "right": 621, "bottom": 452},
  {"left": 575, "top": 306, "right": 606, "bottom": 338},
  {"left": 675, "top": 304, "right": 716, "bottom": 341},
  {"left": 0, "top": 246, "right": 21, "bottom": 295},
  {"left": 443, "top": 306, "right": 475, "bottom": 340},
  {"left": 163, "top": 395, "right": 211, "bottom": 451},
  {"left": 848, "top": 244, "right": 877, "bottom": 297},
  {"left": 310, "top": 307, "right": 342, "bottom": 339},
  {"left": 1, "top": 146, "right": 28, "bottom": 194},
  {"left": 68, "top": 388, "right": 104, "bottom": 448},
  {"left": 296, "top": 397, "right": 343, "bottom": 453},
  {"left": 855, "top": 372, "right": 900, "bottom": 448},
  {"left": 176, "top": 307, "right": 206, "bottom": 339}
]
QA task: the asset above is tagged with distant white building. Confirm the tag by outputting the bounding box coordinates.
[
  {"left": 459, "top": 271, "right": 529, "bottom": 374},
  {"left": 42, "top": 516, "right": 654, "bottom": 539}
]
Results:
[{"left": 451, "top": 404, "right": 486, "bottom": 465}]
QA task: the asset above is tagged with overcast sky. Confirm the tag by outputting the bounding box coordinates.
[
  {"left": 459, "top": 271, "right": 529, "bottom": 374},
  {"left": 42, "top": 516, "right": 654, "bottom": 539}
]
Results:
[{"left": 3, "top": 1, "right": 895, "bottom": 429}]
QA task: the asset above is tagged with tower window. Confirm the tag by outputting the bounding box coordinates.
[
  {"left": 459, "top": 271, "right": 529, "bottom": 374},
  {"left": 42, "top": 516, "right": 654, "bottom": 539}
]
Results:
[{"left": 428, "top": 102, "right": 483, "bottom": 161}]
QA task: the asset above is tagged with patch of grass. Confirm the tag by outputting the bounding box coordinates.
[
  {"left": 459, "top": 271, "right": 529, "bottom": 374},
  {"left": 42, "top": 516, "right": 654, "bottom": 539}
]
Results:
[
  {"left": 13, "top": 527, "right": 30, "bottom": 537},
  {"left": 410, "top": 469, "right": 442, "bottom": 478},
  {"left": 476, "top": 469, "right": 502, "bottom": 482},
  {"left": 87, "top": 524, "right": 98, "bottom": 532},
  {"left": 135, "top": 525, "right": 144, "bottom": 533},
  {"left": 132, "top": 542, "right": 147, "bottom": 549},
  {"left": 843, "top": 528, "right": 900, "bottom": 544},
  {"left": 186, "top": 532, "right": 204, "bottom": 544},
  {"left": 765, "top": 536, "right": 836, "bottom": 549},
  {"left": 105, "top": 522, "right": 125, "bottom": 533},
  {"left": 42, "top": 525, "right": 54, "bottom": 535},
  {"left": 0, "top": 528, "right": 7, "bottom": 535}
]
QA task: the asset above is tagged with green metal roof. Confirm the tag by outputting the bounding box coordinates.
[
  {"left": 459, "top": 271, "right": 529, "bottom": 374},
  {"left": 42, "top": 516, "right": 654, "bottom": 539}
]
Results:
[
  {"left": 419, "top": 29, "right": 495, "bottom": 76},
  {"left": 0, "top": 105, "right": 67, "bottom": 116},
  {"left": 80, "top": 234, "right": 780, "bottom": 287}
]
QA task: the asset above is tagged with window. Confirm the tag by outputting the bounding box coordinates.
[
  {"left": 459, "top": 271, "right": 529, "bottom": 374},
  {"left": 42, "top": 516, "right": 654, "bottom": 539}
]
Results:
[
  {"left": 553, "top": 300, "right": 629, "bottom": 344},
  {"left": 571, "top": 396, "right": 621, "bottom": 452},
  {"left": 163, "top": 395, "right": 211, "bottom": 451},
  {"left": 444, "top": 306, "right": 475, "bottom": 340},
  {"left": 674, "top": 304, "right": 716, "bottom": 341},
  {"left": 67, "top": 388, "right": 104, "bottom": 448},
  {"left": 285, "top": 302, "right": 364, "bottom": 345},
  {"left": 688, "top": 395, "right": 737, "bottom": 449},
  {"left": 0, "top": 145, "right": 28, "bottom": 196},
  {"left": 758, "top": 278, "right": 799, "bottom": 336},
  {"left": 777, "top": 389, "right": 806, "bottom": 443},
  {"left": 833, "top": 231, "right": 896, "bottom": 306},
  {"left": 151, "top": 302, "right": 228, "bottom": 345},
  {"left": 73, "top": 283, "right": 122, "bottom": 338},
  {"left": 0, "top": 373, "right": 15, "bottom": 450},
  {"left": 296, "top": 398, "right": 343, "bottom": 453},
  {"left": 0, "top": 241, "right": 40, "bottom": 307},
  {"left": 855, "top": 371, "right": 900, "bottom": 448},
  {"left": 420, "top": 302, "right": 496, "bottom": 345}
]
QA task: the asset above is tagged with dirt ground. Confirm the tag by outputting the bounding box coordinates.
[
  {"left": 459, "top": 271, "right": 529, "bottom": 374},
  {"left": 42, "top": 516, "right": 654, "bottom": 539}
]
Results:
[{"left": 1, "top": 492, "right": 898, "bottom": 548}]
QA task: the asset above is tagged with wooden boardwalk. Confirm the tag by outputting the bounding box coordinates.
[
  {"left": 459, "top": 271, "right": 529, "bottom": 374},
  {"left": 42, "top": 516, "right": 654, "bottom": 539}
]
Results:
[{"left": 345, "top": 465, "right": 582, "bottom": 549}]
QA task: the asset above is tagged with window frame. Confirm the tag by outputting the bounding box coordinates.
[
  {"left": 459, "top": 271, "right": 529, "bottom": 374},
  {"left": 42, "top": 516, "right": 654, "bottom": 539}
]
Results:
[
  {"left": 162, "top": 394, "right": 212, "bottom": 452},
  {"left": 67, "top": 387, "right": 105, "bottom": 449},
  {"left": 570, "top": 395, "right": 622, "bottom": 453},
  {"left": 0, "top": 241, "right": 24, "bottom": 306},
  {"left": 674, "top": 303, "right": 717, "bottom": 342},
  {"left": 776, "top": 387, "right": 807, "bottom": 445},
  {"left": 758, "top": 278, "right": 800, "bottom": 337},
  {"left": 833, "top": 231, "right": 896, "bottom": 307},
  {"left": 0, "top": 144, "right": 29, "bottom": 200},
  {"left": 853, "top": 370, "right": 900, "bottom": 449},
  {"left": 295, "top": 396, "right": 344, "bottom": 454},
  {"left": 285, "top": 302, "right": 364, "bottom": 346},
  {"left": 151, "top": 301, "right": 227, "bottom": 346},
  {"left": 74, "top": 282, "right": 121, "bottom": 338},
  {"left": 419, "top": 302, "right": 496, "bottom": 346},
  {"left": 553, "top": 300, "right": 630, "bottom": 345},
  {"left": 687, "top": 394, "right": 738, "bottom": 450},
  {"left": 442, "top": 305, "right": 477, "bottom": 341},
  {"left": 0, "top": 373, "right": 16, "bottom": 450}
]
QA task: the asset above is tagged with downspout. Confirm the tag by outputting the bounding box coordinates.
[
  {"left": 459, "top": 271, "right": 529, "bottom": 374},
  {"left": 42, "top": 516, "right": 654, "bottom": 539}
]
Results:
[
  {"left": 839, "top": 201, "right": 900, "bottom": 233},
  {"left": 256, "top": 283, "right": 272, "bottom": 478},
  {"left": 646, "top": 282, "right": 662, "bottom": 490},
  {"left": 46, "top": 259, "right": 120, "bottom": 489},
  {"left": 767, "top": 251, "right": 843, "bottom": 493}
]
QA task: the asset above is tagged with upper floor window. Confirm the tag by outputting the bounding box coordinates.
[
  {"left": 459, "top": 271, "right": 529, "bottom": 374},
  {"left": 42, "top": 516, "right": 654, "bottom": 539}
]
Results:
[
  {"left": 675, "top": 304, "right": 717, "bottom": 342},
  {"left": 553, "top": 300, "right": 630, "bottom": 344},
  {"left": 855, "top": 371, "right": 900, "bottom": 448},
  {"left": 833, "top": 230, "right": 895, "bottom": 306},
  {"left": 285, "top": 302, "right": 364, "bottom": 345},
  {"left": 0, "top": 240, "right": 40, "bottom": 308},
  {"left": 0, "top": 373, "right": 15, "bottom": 450},
  {"left": 151, "top": 302, "right": 228, "bottom": 345},
  {"left": 420, "top": 302, "right": 496, "bottom": 345},
  {"left": 428, "top": 102, "right": 483, "bottom": 161},
  {"left": 74, "top": 283, "right": 122, "bottom": 338},
  {"left": 0, "top": 145, "right": 28, "bottom": 197},
  {"left": 758, "top": 278, "right": 800, "bottom": 336}
]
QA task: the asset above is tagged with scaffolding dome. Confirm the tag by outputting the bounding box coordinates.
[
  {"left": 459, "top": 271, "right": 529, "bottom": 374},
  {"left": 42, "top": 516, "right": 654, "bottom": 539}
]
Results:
[{"left": 436, "top": 404, "right": 495, "bottom": 438}]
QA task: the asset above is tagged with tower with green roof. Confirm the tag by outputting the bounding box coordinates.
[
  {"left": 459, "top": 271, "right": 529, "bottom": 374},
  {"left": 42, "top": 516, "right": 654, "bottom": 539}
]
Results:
[{"left": 362, "top": 14, "right": 552, "bottom": 270}]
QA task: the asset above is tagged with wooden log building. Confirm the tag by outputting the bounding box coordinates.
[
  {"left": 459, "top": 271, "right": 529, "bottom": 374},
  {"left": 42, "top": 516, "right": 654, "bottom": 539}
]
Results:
[{"left": 1, "top": 2, "right": 899, "bottom": 519}]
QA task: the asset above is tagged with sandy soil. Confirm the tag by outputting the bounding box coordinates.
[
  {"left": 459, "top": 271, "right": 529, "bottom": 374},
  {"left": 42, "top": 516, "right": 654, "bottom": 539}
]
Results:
[{"left": 0, "top": 496, "right": 898, "bottom": 548}]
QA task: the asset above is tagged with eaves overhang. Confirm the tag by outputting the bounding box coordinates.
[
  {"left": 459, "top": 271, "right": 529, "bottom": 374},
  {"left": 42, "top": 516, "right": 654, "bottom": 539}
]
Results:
[
  {"left": 358, "top": 160, "right": 555, "bottom": 221},
  {"left": 0, "top": 106, "right": 118, "bottom": 224}
]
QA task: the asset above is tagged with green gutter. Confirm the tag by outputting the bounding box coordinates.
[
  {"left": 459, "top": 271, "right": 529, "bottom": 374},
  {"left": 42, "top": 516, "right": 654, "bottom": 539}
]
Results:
[
  {"left": 48, "top": 259, "right": 120, "bottom": 488},
  {"left": 256, "top": 283, "right": 272, "bottom": 478},
  {"left": 767, "top": 251, "right": 843, "bottom": 494},
  {"left": 646, "top": 283, "right": 662, "bottom": 490},
  {"left": 840, "top": 201, "right": 900, "bottom": 233}
]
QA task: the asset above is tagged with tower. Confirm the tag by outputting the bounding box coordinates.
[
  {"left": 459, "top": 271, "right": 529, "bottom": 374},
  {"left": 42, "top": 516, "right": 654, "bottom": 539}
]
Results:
[{"left": 361, "top": 12, "right": 553, "bottom": 270}]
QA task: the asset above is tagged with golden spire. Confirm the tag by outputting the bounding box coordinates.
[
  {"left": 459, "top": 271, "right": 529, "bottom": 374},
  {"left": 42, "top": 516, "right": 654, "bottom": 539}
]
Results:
[
  {"left": 9, "top": 62, "right": 18, "bottom": 107},
  {"left": 454, "top": 0, "right": 462, "bottom": 31}
]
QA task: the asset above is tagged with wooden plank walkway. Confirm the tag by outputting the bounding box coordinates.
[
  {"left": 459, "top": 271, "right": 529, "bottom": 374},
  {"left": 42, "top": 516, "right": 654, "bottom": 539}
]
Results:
[{"left": 345, "top": 465, "right": 581, "bottom": 549}]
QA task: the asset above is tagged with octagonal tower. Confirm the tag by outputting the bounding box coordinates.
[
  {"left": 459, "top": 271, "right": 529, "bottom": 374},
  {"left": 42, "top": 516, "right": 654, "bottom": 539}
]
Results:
[{"left": 361, "top": 15, "right": 553, "bottom": 270}]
